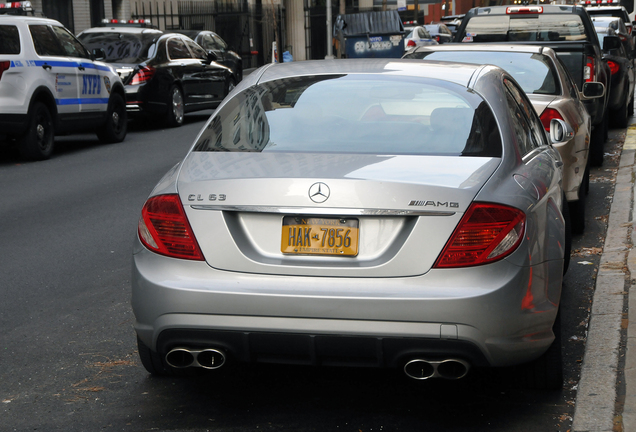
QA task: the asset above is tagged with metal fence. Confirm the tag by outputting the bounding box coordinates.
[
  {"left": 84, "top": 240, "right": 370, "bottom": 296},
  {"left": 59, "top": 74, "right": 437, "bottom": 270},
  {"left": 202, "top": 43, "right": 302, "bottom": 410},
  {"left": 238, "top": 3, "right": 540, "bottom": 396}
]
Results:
[{"left": 131, "top": 1, "right": 284, "bottom": 69}]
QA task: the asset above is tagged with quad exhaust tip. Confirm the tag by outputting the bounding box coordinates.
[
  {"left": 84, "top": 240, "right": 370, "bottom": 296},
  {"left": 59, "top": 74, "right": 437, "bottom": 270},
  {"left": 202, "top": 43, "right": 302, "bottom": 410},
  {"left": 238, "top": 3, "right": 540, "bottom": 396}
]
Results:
[
  {"left": 403, "top": 358, "right": 470, "bottom": 380},
  {"left": 165, "top": 348, "right": 226, "bottom": 369}
]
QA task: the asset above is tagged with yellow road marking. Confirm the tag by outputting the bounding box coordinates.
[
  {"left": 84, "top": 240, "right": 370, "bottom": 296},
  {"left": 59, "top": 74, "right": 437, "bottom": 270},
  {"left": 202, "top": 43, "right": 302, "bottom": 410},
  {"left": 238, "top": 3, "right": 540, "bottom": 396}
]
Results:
[{"left": 624, "top": 124, "right": 636, "bottom": 150}]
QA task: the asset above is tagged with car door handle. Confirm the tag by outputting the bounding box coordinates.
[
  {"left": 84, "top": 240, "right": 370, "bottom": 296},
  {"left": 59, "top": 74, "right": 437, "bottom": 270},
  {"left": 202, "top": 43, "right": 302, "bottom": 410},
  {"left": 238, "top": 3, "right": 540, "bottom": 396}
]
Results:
[
  {"left": 78, "top": 64, "right": 85, "bottom": 71},
  {"left": 555, "top": 160, "right": 564, "bottom": 168},
  {"left": 42, "top": 63, "right": 51, "bottom": 70}
]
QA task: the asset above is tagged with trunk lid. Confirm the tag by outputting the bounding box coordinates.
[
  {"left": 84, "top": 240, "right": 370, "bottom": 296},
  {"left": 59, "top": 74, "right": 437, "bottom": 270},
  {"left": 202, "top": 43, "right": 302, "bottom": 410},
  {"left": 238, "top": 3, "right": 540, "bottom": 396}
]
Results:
[{"left": 178, "top": 152, "right": 500, "bottom": 277}]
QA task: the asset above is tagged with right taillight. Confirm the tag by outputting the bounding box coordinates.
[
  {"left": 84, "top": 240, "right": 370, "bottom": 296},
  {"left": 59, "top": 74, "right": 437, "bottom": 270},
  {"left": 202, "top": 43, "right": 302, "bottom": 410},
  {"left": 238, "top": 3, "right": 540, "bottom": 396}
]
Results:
[
  {"left": 434, "top": 202, "right": 526, "bottom": 268},
  {"left": 138, "top": 194, "right": 204, "bottom": 260},
  {"left": 407, "top": 39, "right": 416, "bottom": 47},
  {"left": 0, "top": 61, "right": 10, "bottom": 80},
  {"left": 584, "top": 56, "right": 595, "bottom": 82},
  {"left": 130, "top": 65, "right": 155, "bottom": 85}
]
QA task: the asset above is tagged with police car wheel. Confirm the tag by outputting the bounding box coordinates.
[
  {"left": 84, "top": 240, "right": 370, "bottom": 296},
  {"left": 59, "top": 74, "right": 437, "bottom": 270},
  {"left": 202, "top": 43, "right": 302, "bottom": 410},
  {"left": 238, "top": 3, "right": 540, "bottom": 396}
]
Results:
[
  {"left": 19, "top": 101, "right": 54, "bottom": 161},
  {"left": 166, "top": 85, "right": 184, "bottom": 127},
  {"left": 97, "top": 93, "right": 127, "bottom": 144},
  {"left": 226, "top": 77, "right": 236, "bottom": 96}
]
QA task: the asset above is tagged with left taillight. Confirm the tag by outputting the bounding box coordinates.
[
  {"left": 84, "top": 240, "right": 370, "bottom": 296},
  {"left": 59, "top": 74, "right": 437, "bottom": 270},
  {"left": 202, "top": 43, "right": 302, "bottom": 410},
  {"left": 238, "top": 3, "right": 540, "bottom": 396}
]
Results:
[
  {"left": 138, "top": 194, "right": 204, "bottom": 260},
  {"left": 130, "top": 65, "right": 155, "bottom": 85},
  {"left": 0, "top": 61, "right": 10, "bottom": 81},
  {"left": 607, "top": 60, "right": 620, "bottom": 75},
  {"left": 434, "top": 202, "right": 526, "bottom": 268},
  {"left": 540, "top": 108, "right": 564, "bottom": 132},
  {"left": 584, "top": 56, "right": 595, "bottom": 82}
]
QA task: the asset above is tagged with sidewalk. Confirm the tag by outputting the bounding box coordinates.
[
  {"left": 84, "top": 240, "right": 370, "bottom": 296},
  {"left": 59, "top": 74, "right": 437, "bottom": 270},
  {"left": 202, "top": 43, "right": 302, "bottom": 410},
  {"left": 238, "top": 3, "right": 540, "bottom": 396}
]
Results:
[{"left": 572, "top": 121, "right": 636, "bottom": 431}]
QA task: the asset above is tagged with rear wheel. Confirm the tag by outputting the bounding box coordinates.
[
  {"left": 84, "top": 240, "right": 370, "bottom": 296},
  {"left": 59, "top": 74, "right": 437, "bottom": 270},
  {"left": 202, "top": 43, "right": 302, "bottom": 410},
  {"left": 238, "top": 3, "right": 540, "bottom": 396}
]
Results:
[
  {"left": 165, "top": 85, "right": 184, "bottom": 127},
  {"left": 225, "top": 77, "right": 236, "bottom": 96},
  {"left": 568, "top": 168, "right": 588, "bottom": 236},
  {"left": 562, "top": 195, "right": 572, "bottom": 275},
  {"left": 19, "top": 101, "right": 54, "bottom": 161},
  {"left": 611, "top": 94, "right": 629, "bottom": 128},
  {"left": 589, "top": 115, "right": 606, "bottom": 167},
  {"left": 516, "top": 311, "right": 563, "bottom": 390},
  {"left": 96, "top": 93, "right": 127, "bottom": 143}
]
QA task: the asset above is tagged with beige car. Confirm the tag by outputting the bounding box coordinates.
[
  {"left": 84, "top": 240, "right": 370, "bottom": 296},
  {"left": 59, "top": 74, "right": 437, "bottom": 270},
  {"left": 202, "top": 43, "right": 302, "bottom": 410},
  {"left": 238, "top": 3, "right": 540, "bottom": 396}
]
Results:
[{"left": 404, "top": 44, "right": 605, "bottom": 235}]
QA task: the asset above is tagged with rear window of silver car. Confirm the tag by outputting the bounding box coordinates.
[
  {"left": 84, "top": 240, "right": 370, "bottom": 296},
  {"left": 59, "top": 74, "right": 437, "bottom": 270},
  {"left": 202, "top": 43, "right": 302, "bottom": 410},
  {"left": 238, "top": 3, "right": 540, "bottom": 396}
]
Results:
[
  {"left": 461, "top": 14, "right": 587, "bottom": 42},
  {"left": 405, "top": 51, "right": 560, "bottom": 95},
  {"left": 193, "top": 74, "right": 502, "bottom": 157}
]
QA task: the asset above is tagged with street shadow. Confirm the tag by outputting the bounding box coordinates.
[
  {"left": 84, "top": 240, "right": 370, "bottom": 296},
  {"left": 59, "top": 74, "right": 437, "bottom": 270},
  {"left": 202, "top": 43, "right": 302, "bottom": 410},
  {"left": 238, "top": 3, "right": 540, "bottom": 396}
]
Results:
[{"left": 125, "top": 362, "right": 567, "bottom": 431}]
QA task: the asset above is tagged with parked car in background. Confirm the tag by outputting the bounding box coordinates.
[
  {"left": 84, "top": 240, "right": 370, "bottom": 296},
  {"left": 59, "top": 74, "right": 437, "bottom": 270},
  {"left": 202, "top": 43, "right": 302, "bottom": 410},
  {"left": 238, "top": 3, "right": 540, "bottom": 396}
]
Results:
[
  {"left": 174, "top": 30, "right": 243, "bottom": 83},
  {"left": 78, "top": 25, "right": 234, "bottom": 127},
  {"left": 439, "top": 14, "right": 465, "bottom": 37},
  {"left": 594, "top": 25, "right": 636, "bottom": 127},
  {"left": 592, "top": 15, "right": 636, "bottom": 57},
  {"left": 0, "top": 3, "right": 127, "bottom": 160},
  {"left": 583, "top": 3, "right": 635, "bottom": 46},
  {"left": 404, "top": 26, "right": 438, "bottom": 50},
  {"left": 132, "top": 59, "right": 570, "bottom": 390},
  {"left": 454, "top": 5, "right": 611, "bottom": 167},
  {"left": 424, "top": 23, "right": 453, "bottom": 44},
  {"left": 404, "top": 44, "right": 597, "bottom": 235}
]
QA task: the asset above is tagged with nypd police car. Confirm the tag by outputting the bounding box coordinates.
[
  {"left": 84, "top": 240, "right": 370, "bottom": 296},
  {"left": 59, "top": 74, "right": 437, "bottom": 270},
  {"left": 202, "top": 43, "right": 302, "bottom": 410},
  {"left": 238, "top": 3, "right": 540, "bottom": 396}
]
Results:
[{"left": 0, "top": 2, "right": 127, "bottom": 160}]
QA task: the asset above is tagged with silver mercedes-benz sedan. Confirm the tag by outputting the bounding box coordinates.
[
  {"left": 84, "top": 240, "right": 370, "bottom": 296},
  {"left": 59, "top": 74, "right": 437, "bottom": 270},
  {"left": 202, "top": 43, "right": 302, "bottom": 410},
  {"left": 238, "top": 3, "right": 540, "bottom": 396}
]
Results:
[{"left": 132, "top": 59, "right": 568, "bottom": 389}]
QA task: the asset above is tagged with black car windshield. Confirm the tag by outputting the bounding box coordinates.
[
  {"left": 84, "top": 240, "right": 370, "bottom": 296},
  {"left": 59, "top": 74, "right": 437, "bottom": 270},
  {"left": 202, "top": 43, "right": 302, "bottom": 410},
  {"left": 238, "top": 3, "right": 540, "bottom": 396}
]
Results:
[
  {"left": 460, "top": 14, "right": 587, "bottom": 42},
  {"left": 78, "top": 31, "right": 160, "bottom": 63},
  {"left": 405, "top": 51, "right": 560, "bottom": 95},
  {"left": 193, "top": 74, "right": 502, "bottom": 157}
]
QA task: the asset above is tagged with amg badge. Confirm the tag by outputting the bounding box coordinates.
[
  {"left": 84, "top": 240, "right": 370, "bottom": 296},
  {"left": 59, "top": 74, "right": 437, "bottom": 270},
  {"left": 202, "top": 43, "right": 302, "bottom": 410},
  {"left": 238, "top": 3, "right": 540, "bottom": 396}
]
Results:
[{"left": 408, "top": 200, "right": 459, "bottom": 208}]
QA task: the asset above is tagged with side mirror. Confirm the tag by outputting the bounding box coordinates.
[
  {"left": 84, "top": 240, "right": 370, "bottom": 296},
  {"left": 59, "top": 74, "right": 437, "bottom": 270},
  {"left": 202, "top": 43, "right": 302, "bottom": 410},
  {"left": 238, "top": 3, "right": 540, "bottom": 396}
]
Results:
[
  {"left": 550, "top": 118, "right": 575, "bottom": 144},
  {"left": 207, "top": 51, "right": 218, "bottom": 62},
  {"left": 581, "top": 81, "right": 605, "bottom": 99},
  {"left": 91, "top": 48, "right": 106, "bottom": 61},
  {"left": 603, "top": 34, "right": 621, "bottom": 51}
]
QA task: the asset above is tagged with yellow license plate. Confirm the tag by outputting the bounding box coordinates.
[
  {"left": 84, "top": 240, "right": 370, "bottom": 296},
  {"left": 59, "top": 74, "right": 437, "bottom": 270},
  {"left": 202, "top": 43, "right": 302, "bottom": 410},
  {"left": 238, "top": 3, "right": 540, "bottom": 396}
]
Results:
[{"left": 281, "top": 216, "right": 359, "bottom": 256}]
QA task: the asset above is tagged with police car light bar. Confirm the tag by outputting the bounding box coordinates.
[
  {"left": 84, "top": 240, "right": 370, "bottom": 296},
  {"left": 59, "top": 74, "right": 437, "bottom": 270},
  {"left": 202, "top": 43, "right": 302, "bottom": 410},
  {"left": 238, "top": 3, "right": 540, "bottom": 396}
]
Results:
[
  {"left": 0, "top": 1, "right": 33, "bottom": 11},
  {"left": 101, "top": 18, "right": 152, "bottom": 26},
  {"left": 581, "top": 0, "right": 620, "bottom": 5}
]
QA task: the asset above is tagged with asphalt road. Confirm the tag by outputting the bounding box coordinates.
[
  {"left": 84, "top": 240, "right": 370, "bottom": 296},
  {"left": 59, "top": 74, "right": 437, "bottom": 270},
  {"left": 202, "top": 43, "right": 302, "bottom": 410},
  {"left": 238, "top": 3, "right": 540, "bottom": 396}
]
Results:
[{"left": 0, "top": 113, "right": 622, "bottom": 431}]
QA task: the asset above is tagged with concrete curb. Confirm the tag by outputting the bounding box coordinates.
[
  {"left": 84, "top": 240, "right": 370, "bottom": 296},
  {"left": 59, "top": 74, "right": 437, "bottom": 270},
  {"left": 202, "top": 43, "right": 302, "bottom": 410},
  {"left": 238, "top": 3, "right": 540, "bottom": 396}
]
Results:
[{"left": 572, "top": 125, "right": 635, "bottom": 432}]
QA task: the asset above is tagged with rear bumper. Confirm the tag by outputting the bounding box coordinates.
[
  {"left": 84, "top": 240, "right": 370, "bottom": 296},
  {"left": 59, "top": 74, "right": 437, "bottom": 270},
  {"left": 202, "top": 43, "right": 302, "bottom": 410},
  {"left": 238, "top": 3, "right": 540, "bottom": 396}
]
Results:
[{"left": 132, "top": 237, "right": 563, "bottom": 369}]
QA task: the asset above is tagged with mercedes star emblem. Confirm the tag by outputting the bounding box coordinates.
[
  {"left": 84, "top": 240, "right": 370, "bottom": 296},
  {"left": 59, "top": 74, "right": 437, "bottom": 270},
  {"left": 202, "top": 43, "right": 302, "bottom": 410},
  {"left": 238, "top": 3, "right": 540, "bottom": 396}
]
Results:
[{"left": 308, "top": 182, "right": 330, "bottom": 203}]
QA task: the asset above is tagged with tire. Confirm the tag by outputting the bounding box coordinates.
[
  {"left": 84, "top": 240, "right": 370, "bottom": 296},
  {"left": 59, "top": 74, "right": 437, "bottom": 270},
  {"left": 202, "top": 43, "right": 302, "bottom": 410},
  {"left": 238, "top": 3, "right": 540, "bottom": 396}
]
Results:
[
  {"left": 629, "top": 91, "right": 634, "bottom": 117},
  {"left": 611, "top": 94, "right": 629, "bottom": 128},
  {"left": 165, "top": 85, "right": 184, "bottom": 128},
  {"left": 225, "top": 77, "right": 236, "bottom": 96},
  {"left": 19, "top": 101, "right": 54, "bottom": 161},
  {"left": 96, "top": 93, "right": 127, "bottom": 143},
  {"left": 562, "top": 194, "right": 572, "bottom": 276},
  {"left": 589, "top": 115, "right": 606, "bottom": 167},
  {"left": 516, "top": 311, "right": 563, "bottom": 390},
  {"left": 568, "top": 168, "right": 588, "bottom": 236}
]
